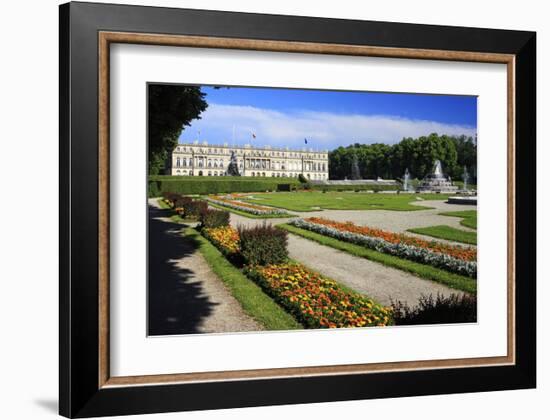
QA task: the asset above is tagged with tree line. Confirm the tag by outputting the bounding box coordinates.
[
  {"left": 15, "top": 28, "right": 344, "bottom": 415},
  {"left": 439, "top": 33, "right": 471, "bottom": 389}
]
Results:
[{"left": 328, "top": 133, "right": 477, "bottom": 182}]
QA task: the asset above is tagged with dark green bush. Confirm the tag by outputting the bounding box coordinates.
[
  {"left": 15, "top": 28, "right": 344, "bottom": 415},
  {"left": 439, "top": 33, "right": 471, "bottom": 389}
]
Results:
[
  {"left": 173, "top": 196, "right": 193, "bottom": 211},
  {"left": 183, "top": 200, "right": 208, "bottom": 218},
  {"left": 200, "top": 209, "right": 230, "bottom": 229},
  {"left": 162, "top": 191, "right": 182, "bottom": 203},
  {"left": 238, "top": 224, "right": 288, "bottom": 266},
  {"left": 391, "top": 293, "right": 477, "bottom": 325}
]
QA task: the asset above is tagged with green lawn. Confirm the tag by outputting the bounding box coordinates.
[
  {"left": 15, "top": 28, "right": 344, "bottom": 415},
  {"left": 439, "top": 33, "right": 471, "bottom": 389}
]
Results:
[
  {"left": 207, "top": 201, "right": 295, "bottom": 219},
  {"left": 241, "top": 191, "right": 451, "bottom": 212},
  {"left": 278, "top": 223, "right": 476, "bottom": 294},
  {"left": 440, "top": 210, "right": 477, "bottom": 229},
  {"left": 407, "top": 225, "right": 477, "bottom": 245},
  {"left": 187, "top": 228, "right": 302, "bottom": 330}
]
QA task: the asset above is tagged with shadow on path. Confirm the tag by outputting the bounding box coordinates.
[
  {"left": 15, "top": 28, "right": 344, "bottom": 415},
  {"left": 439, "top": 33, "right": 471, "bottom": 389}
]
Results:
[{"left": 148, "top": 205, "right": 217, "bottom": 335}]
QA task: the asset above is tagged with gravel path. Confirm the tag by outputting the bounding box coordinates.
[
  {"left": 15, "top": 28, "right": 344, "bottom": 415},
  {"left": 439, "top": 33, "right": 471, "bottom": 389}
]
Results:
[
  {"left": 225, "top": 198, "right": 475, "bottom": 246},
  {"left": 148, "top": 199, "right": 261, "bottom": 335},
  {"left": 228, "top": 212, "right": 463, "bottom": 306}
]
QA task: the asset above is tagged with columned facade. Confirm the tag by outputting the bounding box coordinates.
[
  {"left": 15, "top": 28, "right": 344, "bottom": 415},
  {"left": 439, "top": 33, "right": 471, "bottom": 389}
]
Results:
[{"left": 170, "top": 141, "right": 329, "bottom": 180}]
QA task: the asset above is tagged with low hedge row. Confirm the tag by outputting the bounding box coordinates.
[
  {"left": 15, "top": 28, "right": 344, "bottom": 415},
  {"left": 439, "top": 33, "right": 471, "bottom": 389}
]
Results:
[
  {"left": 311, "top": 184, "right": 399, "bottom": 192},
  {"left": 149, "top": 177, "right": 300, "bottom": 196}
]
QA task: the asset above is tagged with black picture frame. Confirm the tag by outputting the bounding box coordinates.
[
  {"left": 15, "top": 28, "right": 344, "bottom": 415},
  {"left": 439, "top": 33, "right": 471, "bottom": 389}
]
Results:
[{"left": 59, "top": 1, "right": 536, "bottom": 418}]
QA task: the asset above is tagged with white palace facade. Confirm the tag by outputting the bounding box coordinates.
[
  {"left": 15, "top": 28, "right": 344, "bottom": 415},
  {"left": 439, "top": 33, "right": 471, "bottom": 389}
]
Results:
[{"left": 170, "top": 141, "right": 329, "bottom": 180}]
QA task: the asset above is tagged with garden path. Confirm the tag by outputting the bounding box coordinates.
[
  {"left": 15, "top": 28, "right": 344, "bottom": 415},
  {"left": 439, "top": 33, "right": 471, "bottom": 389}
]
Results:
[
  {"left": 228, "top": 198, "right": 476, "bottom": 247},
  {"left": 228, "top": 212, "right": 465, "bottom": 306},
  {"left": 148, "top": 199, "right": 261, "bottom": 335}
]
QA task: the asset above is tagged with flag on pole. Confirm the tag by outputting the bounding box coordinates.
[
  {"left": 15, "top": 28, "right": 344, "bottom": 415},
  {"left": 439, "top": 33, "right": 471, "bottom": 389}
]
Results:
[
  {"left": 251, "top": 132, "right": 256, "bottom": 139},
  {"left": 304, "top": 138, "right": 308, "bottom": 144}
]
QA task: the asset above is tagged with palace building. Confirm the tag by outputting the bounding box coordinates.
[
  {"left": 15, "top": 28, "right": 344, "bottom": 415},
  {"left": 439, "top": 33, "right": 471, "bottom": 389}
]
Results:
[{"left": 170, "top": 141, "right": 329, "bottom": 180}]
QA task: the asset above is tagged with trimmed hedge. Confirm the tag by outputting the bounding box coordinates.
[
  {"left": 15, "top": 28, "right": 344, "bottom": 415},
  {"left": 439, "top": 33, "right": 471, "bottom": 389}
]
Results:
[
  {"left": 149, "top": 176, "right": 300, "bottom": 196},
  {"left": 312, "top": 184, "right": 399, "bottom": 192},
  {"left": 238, "top": 224, "right": 289, "bottom": 266}
]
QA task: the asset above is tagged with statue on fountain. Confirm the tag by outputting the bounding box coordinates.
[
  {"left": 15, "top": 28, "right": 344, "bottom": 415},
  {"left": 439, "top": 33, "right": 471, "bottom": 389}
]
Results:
[{"left": 416, "top": 160, "right": 458, "bottom": 193}]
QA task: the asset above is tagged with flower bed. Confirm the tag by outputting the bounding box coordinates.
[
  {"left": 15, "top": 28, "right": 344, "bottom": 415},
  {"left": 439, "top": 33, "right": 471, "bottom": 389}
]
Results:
[
  {"left": 202, "top": 226, "right": 240, "bottom": 257},
  {"left": 245, "top": 263, "right": 392, "bottom": 328},
  {"left": 289, "top": 218, "right": 477, "bottom": 278},
  {"left": 207, "top": 195, "right": 288, "bottom": 216},
  {"left": 201, "top": 226, "right": 392, "bottom": 328}
]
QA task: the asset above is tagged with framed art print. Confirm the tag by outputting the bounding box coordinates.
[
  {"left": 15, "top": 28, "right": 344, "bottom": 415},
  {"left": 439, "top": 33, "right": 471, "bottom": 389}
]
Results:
[{"left": 59, "top": 2, "right": 536, "bottom": 417}]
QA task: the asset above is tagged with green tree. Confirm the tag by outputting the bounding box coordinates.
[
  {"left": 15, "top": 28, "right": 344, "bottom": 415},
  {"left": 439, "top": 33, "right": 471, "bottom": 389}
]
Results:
[{"left": 148, "top": 84, "right": 208, "bottom": 175}]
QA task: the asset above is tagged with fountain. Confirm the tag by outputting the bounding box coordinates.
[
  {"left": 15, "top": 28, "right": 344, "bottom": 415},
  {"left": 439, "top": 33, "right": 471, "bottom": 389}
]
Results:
[
  {"left": 402, "top": 168, "right": 411, "bottom": 192},
  {"left": 416, "top": 160, "right": 458, "bottom": 193},
  {"left": 447, "top": 165, "right": 477, "bottom": 204},
  {"left": 350, "top": 153, "right": 361, "bottom": 180}
]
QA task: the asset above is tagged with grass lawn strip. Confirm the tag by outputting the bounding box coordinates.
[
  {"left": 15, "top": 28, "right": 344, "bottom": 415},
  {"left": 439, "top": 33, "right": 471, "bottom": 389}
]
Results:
[
  {"left": 186, "top": 227, "right": 302, "bottom": 331},
  {"left": 278, "top": 223, "right": 476, "bottom": 294},
  {"left": 207, "top": 201, "right": 295, "bottom": 219},
  {"left": 439, "top": 210, "right": 477, "bottom": 230},
  {"left": 241, "top": 191, "right": 451, "bottom": 212},
  {"left": 407, "top": 225, "right": 477, "bottom": 245}
]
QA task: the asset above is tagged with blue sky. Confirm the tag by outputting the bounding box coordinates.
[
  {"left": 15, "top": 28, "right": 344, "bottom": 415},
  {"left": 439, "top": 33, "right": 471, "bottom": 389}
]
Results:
[{"left": 179, "top": 86, "right": 477, "bottom": 150}]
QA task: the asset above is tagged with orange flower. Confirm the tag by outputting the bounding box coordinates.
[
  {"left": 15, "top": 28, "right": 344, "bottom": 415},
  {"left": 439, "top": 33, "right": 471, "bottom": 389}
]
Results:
[{"left": 306, "top": 217, "right": 476, "bottom": 262}]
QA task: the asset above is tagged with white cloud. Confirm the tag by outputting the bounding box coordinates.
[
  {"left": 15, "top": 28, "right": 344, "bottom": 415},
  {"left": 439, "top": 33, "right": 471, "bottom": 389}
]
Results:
[{"left": 182, "top": 103, "right": 476, "bottom": 149}]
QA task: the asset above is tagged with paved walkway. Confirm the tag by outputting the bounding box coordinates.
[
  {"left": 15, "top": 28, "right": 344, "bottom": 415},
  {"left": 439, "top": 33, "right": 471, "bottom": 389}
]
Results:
[
  {"left": 227, "top": 212, "right": 464, "bottom": 306},
  {"left": 148, "top": 199, "right": 261, "bottom": 335}
]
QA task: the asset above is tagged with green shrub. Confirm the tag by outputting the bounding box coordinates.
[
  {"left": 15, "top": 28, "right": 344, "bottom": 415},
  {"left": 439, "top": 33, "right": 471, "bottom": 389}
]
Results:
[
  {"left": 277, "top": 183, "right": 291, "bottom": 192},
  {"left": 174, "top": 196, "right": 193, "bottom": 211},
  {"left": 200, "top": 209, "right": 230, "bottom": 229},
  {"left": 391, "top": 293, "right": 476, "bottom": 325},
  {"left": 238, "top": 223, "right": 288, "bottom": 266},
  {"left": 183, "top": 200, "right": 208, "bottom": 218},
  {"left": 162, "top": 191, "right": 182, "bottom": 203}
]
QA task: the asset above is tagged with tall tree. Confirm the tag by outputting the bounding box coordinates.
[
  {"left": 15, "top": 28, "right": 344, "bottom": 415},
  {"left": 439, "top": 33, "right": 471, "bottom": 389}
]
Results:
[
  {"left": 327, "top": 133, "right": 473, "bottom": 181},
  {"left": 148, "top": 84, "right": 208, "bottom": 175}
]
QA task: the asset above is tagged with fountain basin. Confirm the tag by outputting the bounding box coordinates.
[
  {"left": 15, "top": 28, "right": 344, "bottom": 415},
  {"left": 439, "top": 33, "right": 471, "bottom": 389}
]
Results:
[{"left": 447, "top": 196, "right": 477, "bottom": 205}]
